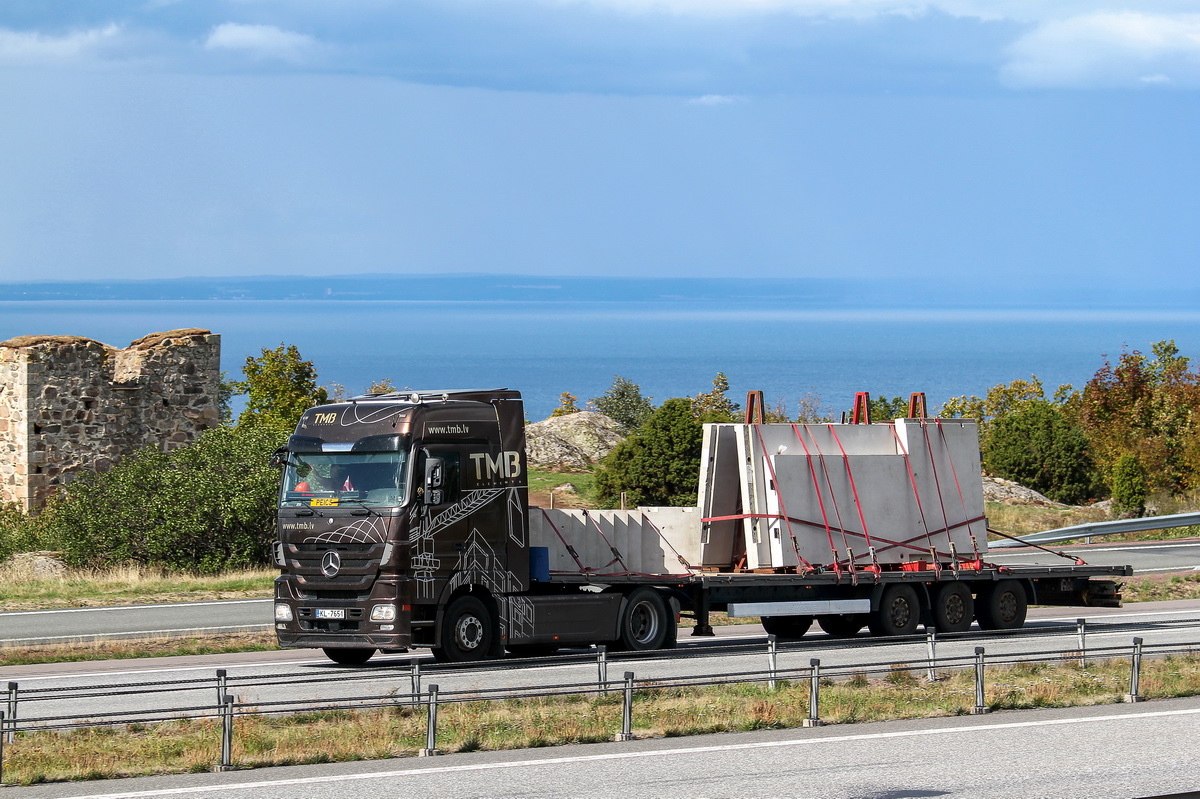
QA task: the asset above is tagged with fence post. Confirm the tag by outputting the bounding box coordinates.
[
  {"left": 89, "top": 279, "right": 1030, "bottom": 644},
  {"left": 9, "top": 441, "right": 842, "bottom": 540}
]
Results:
[
  {"left": 1125, "top": 637, "right": 1144, "bottom": 703},
  {"left": 804, "top": 658, "right": 822, "bottom": 727},
  {"left": 420, "top": 685, "right": 440, "bottom": 757},
  {"left": 767, "top": 634, "right": 778, "bottom": 691},
  {"left": 410, "top": 659, "right": 422, "bottom": 706},
  {"left": 597, "top": 645, "right": 608, "bottom": 696},
  {"left": 0, "top": 711, "right": 6, "bottom": 786},
  {"left": 216, "top": 669, "right": 227, "bottom": 706},
  {"left": 1077, "top": 618, "right": 1087, "bottom": 667},
  {"left": 971, "top": 647, "right": 990, "bottom": 715},
  {"left": 925, "top": 628, "right": 939, "bottom": 682},
  {"left": 5, "top": 682, "right": 15, "bottom": 745},
  {"left": 616, "top": 671, "right": 635, "bottom": 741},
  {"left": 215, "top": 694, "right": 235, "bottom": 771}
]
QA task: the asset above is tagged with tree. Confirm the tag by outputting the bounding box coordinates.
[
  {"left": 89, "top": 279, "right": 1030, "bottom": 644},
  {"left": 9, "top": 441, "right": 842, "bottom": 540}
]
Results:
[
  {"left": 1078, "top": 340, "right": 1200, "bottom": 493},
  {"left": 940, "top": 376, "right": 1052, "bottom": 437},
  {"left": 692, "top": 372, "right": 739, "bottom": 423},
  {"left": 594, "top": 399, "right": 704, "bottom": 507},
  {"left": 550, "top": 392, "right": 580, "bottom": 418},
  {"left": 1111, "top": 453, "right": 1147, "bottom": 517},
  {"left": 983, "top": 400, "right": 1096, "bottom": 505},
  {"left": 232, "top": 344, "right": 328, "bottom": 433},
  {"left": 591, "top": 375, "right": 654, "bottom": 431},
  {"left": 869, "top": 395, "right": 909, "bottom": 422}
]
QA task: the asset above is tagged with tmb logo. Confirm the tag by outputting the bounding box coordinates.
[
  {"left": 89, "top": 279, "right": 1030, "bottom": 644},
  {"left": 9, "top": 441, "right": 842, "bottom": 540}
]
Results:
[
  {"left": 469, "top": 451, "right": 522, "bottom": 481},
  {"left": 312, "top": 412, "right": 338, "bottom": 425}
]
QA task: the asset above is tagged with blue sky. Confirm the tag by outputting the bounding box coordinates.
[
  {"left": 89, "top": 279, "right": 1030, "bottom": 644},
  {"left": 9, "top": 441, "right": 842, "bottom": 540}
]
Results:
[{"left": 0, "top": 1, "right": 1197, "bottom": 289}]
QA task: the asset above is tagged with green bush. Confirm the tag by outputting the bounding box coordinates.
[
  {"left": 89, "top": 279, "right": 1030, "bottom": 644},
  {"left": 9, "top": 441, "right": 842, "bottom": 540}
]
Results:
[
  {"left": 591, "top": 375, "right": 654, "bottom": 432},
  {"left": 1111, "top": 454, "right": 1147, "bottom": 516},
  {"left": 983, "top": 399, "right": 1096, "bottom": 505},
  {"left": 594, "top": 398, "right": 703, "bottom": 507},
  {"left": 38, "top": 425, "right": 284, "bottom": 573}
]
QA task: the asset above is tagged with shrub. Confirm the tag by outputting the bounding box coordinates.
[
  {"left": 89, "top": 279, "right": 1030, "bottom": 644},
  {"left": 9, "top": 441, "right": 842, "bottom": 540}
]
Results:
[
  {"left": 1111, "top": 454, "right": 1147, "bottom": 516},
  {"left": 591, "top": 375, "right": 654, "bottom": 432},
  {"left": 594, "top": 399, "right": 703, "bottom": 507},
  {"left": 983, "top": 399, "right": 1096, "bottom": 505}
]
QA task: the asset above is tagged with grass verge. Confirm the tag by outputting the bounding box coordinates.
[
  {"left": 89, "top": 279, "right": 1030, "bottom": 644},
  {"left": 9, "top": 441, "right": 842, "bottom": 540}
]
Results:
[
  {"left": 4, "top": 654, "right": 1198, "bottom": 785},
  {"left": 0, "top": 565, "right": 275, "bottom": 612},
  {"left": 0, "top": 632, "right": 279, "bottom": 668}
]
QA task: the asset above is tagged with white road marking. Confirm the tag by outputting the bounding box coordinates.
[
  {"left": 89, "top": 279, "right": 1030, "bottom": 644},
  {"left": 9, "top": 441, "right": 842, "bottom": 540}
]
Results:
[
  {"left": 56, "top": 705, "right": 1200, "bottom": 798},
  {"left": 0, "top": 600, "right": 271, "bottom": 618}
]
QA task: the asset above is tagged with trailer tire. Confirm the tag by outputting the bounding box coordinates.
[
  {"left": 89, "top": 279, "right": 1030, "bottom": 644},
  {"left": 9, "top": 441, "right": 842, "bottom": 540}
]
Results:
[
  {"left": 433, "top": 595, "right": 496, "bottom": 662},
  {"left": 818, "top": 614, "right": 867, "bottom": 638},
  {"left": 976, "top": 580, "right": 1028, "bottom": 630},
  {"left": 761, "top": 615, "right": 813, "bottom": 638},
  {"left": 322, "top": 647, "right": 374, "bottom": 666},
  {"left": 868, "top": 584, "right": 921, "bottom": 637},
  {"left": 613, "top": 588, "right": 671, "bottom": 651},
  {"left": 932, "top": 582, "right": 975, "bottom": 633}
]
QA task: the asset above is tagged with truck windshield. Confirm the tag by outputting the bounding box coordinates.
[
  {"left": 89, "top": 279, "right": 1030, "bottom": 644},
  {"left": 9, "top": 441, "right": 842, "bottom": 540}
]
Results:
[{"left": 280, "top": 451, "right": 408, "bottom": 508}]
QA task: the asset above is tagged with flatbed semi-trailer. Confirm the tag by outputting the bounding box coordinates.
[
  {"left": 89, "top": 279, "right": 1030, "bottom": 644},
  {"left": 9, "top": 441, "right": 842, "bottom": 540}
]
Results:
[{"left": 269, "top": 388, "right": 1130, "bottom": 664}]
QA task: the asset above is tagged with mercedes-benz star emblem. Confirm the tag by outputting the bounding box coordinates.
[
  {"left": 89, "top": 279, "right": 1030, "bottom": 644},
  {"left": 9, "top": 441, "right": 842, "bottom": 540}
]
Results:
[{"left": 321, "top": 550, "right": 341, "bottom": 578}]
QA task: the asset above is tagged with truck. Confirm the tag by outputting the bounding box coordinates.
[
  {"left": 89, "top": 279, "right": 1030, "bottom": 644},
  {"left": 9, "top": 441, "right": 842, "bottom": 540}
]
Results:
[{"left": 269, "top": 388, "right": 1131, "bottom": 664}]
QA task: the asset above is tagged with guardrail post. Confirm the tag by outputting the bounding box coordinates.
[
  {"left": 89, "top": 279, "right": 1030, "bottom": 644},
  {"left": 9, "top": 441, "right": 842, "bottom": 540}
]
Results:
[
  {"left": 215, "top": 694, "right": 235, "bottom": 771},
  {"left": 597, "top": 645, "right": 608, "bottom": 696},
  {"left": 1125, "top": 637, "right": 1144, "bottom": 703},
  {"left": 1077, "top": 618, "right": 1087, "bottom": 667},
  {"left": 767, "top": 634, "right": 778, "bottom": 691},
  {"left": 804, "top": 658, "right": 822, "bottom": 727},
  {"left": 420, "top": 685, "right": 440, "bottom": 757},
  {"left": 410, "top": 659, "right": 422, "bottom": 706},
  {"left": 0, "top": 711, "right": 6, "bottom": 786},
  {"left": 216, "top": 669, "right": 227, "bottom": 706},
  {"left": 5, "top": 682, "right": 16, "bottom": 745},
  {"left": 616, "top": 671, "right": 635, "bottom": 741},
  {"left": 925, "top": 628, "right": 939, "bottom": 682},
  {"left": 971, "top": 647, "right": 990, "bottom": 715}
]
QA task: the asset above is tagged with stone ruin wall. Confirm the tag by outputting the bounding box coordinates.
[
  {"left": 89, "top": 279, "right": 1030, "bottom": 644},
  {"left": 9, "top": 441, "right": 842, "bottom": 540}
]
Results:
[{"left": 0, "top": 329, "right": 221, "bottom": 511}]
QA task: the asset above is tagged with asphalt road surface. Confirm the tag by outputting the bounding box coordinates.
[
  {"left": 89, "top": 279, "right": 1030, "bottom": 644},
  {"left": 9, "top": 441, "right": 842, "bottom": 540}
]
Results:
[
  {"left": 5, "top": 695, "right": 1200, "bottom": 798},
  {"left": 2, "top": 537, "right": 1197, "bottom": 647}
]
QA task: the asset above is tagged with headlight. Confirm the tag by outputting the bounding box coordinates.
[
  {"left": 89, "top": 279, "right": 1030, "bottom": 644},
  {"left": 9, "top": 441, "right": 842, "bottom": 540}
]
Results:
[
  {"left": 370, "top": 604, "right": 397, "bottom": 622},
  {"left": 274, "top": 603, "right": 294, "bottom": 622}
]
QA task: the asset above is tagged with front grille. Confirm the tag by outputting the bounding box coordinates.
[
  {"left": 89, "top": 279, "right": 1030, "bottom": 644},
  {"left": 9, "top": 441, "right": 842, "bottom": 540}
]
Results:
[{"left": 284, "top": 541, "right": 387, "bottom": 594}]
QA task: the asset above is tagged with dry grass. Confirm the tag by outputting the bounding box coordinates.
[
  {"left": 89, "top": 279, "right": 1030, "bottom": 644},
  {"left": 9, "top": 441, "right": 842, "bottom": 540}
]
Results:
[
  {"left": 1121, "top": 572, "right": 1200, "bottom": 603},
  {"left": 0, "top": 565, "right": 275, "bottom": 612},
  {"left": 4, "top": 654, "right": 1199, "bottom": 785},
  {"left": 0, "top": 632, "right": 279, "bottom": 667}
]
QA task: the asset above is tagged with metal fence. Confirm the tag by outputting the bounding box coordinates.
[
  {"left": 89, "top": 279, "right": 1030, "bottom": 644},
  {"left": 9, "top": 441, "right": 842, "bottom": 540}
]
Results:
[{"left": 0, "top": 624, "right": 1196, "bottom": 780}]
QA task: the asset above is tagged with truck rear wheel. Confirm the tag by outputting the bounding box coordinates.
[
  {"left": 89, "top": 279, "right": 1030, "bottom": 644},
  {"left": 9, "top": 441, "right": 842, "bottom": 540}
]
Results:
[
  {"left": 976, "top": 580, "right": 1028, "bottom": 630},
  {"left": 761, "top": 615, "right": 813, "bottom": 638},
  {"left": 818, "top": 614, "right": 867, "bottom": 637},
  {"left": 932, "top": 582, "right": 974, "bottom": 633},
  {"left": 322, "top": 647, "right": 374, "bottom": 665},
  {"left": 433, "top": 595, "right": 496, "bottom": 662},
  {"left": 868, "top": 584, "right": 921, "bottom": 637},
  {"left": 614, "top": 588, "right": 671, "bottom": 651}
]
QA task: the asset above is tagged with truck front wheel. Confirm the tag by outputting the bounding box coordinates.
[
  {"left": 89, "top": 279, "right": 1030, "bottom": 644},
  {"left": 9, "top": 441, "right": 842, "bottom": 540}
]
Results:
[
  {"left": 614, "top": 588, "right": 672, "bottom": 651},
  {"left": 322, "top": 647, "right": 374, "bottom": 665},
  {"left": 433, "top": 596, "right": 496, "bottom": 662}
]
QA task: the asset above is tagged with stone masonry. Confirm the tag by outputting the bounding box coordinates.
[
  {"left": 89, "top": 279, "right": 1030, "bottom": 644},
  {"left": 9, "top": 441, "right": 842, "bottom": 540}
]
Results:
[{"left": 0, "top": 329, "right": 221, "bottom": 511}]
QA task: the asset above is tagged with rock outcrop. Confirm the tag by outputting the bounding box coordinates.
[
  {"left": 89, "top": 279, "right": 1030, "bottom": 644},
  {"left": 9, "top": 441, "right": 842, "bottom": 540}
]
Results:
[
  {"left": 981, "top": 476, "right": 1068, "bottom": 508},
  {"left": 526, "top": 412, "right": 624, "bottom": 468}
]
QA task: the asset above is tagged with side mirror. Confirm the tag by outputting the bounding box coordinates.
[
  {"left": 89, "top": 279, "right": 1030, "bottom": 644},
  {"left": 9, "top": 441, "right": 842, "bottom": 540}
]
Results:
[
  {"left": 269, "top": 447, "right": 289, "bottom": 468},
  {"left": 424, "top": 457, "right": 445, "bottom": 505}
]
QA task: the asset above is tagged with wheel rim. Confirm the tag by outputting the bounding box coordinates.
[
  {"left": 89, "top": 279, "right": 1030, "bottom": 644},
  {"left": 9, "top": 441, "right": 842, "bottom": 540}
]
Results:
[
  {"left": 628, "top": 600, "right": 660, "bottom": 645},
  {"left": 890, "top": 597, "right": 912, "bottom": 628},
  {"left": 997, "top": 591, "right": 1018, "bottom": 623},
  {"left": 456, "top": 613, "right": 485, "bottom": 651},
  {"left": 944, "top": 593, "right": 966, "bottom": 625}
]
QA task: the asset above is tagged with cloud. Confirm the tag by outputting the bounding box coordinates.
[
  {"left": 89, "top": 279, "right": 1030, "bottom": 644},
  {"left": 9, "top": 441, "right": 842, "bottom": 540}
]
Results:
[
  {"left": 687, "top": 94, "right": 742, "bottom": 105},
  {"left": 204, "top": 23, "right": 320, "bottom": 62},
  {"left": 1001, "top": 12, "right": 1200, "bottom": 88},
  {"left": 0, "top": 24, "right": 124, "bottom": 65}
]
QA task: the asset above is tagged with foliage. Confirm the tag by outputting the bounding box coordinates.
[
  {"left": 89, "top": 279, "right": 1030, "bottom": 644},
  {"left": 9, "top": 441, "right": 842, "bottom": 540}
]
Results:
[
  {"left": 594, "top": 399, "right": 703, "bottom": 507},
  {"left": 591, "top": 375, "right": 654, "bottom": 431},
  {"left": 692, "top": 372, "right": 739, "bottom": 423},
  {"left": 1078, "top": 341, "right": 1200, "bottom": 493},
  {"left": 550, "top": 392, "right": 580, "bottom": 418},
  {"left": 231, "top": 344, "right": 328, "bottom": 433},
  {"left": 34, "top": 425, "right": 284, "bottom": 573},
  {"left": 982, "top": 400, "right": 1096, "bottom": 505},
  {"left": 940, "top": 376, "right": 1056, "bottom": 436},
  {"left": 1110, "top": 453, "right": 1147, "bottom": 516},
  {"left": 868, "top": 395, "right": 910, "bottom": 422},
  {"left": 794, "top": 391, "right": 836, "bottom": 424},
  {"left": 0, "top": 502, "right": 48, "bottom": 563}
]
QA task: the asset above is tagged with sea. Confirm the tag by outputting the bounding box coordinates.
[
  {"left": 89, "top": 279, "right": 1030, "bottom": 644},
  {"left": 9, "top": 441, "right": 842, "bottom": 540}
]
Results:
[{"left": 3, "top": 299, "right": 1200, "bottom": 421}]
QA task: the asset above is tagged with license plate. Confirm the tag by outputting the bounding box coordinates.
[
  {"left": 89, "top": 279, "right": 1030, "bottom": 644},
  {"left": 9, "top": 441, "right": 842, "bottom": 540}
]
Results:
[
  {"left": 315, "top": 608, "right": 346, "bottom": 620},
  {"left": 311, "top": 498, "right": 339, "bottom": 507}
]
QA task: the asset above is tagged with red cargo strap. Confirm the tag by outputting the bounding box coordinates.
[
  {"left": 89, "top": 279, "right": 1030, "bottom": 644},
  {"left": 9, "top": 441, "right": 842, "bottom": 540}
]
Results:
[
  {"left": 789, "top": 424, "right": 843, "bottom": 578},
  {"left": 537, "top": 508, "right": 590, "bottom": 574},
  {"left": 827, "top": 424, "right": 880, "bottom": 572},
  {"left": 752, "top": 424, "right": 816, "bottom": 575}
]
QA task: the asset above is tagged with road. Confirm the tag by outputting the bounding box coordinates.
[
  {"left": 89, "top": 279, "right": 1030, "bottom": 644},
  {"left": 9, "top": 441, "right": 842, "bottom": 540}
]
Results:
[
  {"left": 4, "top": 696, "right": 1200, "bottom": 798},
  {"left": 2, "top": 537, "right": 1197, "bottom": 648}
]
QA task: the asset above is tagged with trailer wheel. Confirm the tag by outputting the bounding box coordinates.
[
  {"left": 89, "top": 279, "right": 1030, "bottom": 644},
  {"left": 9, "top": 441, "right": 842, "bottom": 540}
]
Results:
[
  {"left": 932, "top": 582, "right": 975, "bottom": 633},
  {"left": 614, "top": 588, "right": 671, "bottom": 651},
  {"left": 322, "top": 647, "right": 374, "bottom": 665},
  {"left": 868, "top": 584, "right": 921, "bottom": 637},
  {"left": 818, "top": 614, "right": 867, "bottom": 638},
  {"left": 976, "top": 580, "right": 1028, "bottom": 630},
  {"left": 433, "top": 595, "right": 496, "bottom": 662},
  {"left": 761, "top": 615, "right": 813, "bottom": 639}
]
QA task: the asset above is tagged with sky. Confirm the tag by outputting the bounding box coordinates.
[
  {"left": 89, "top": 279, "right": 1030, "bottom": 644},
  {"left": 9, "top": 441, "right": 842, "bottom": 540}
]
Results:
[{"left": 0, "top": 1, "right": 1198, "bottom": 290}]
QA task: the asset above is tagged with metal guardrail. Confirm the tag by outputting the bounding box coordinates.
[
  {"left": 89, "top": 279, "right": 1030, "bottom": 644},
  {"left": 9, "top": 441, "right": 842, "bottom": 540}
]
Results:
[
  {"left": 988, "top": 511, "right": 1200, "bottom": 548},
  {"left": 0, "top": 617, "right": 1197, "bottom": 780}
]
